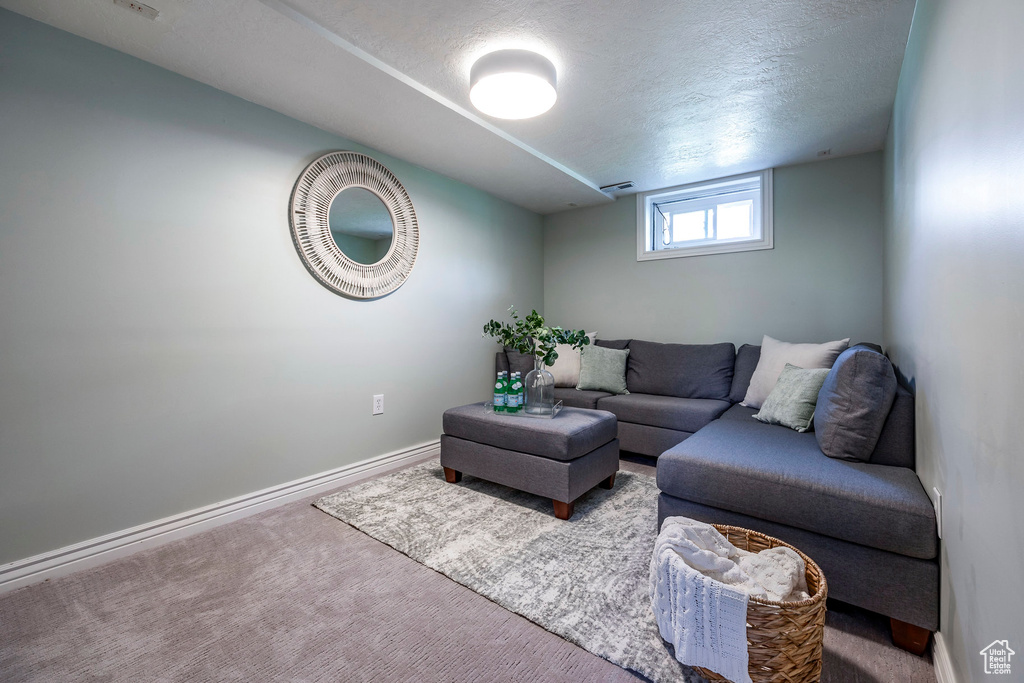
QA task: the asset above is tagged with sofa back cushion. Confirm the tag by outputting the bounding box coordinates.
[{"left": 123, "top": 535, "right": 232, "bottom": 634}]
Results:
[
  {"left": 494, "top": 351, "right": 511, "bottom": 376},
  {"left": 729, "top": 344, "right": 761, "bottom": 403},
  {"left": 595, "top": 338, "right": 630, "bottom": 350},
  {"left": 625, "top": 340, "right": 735, "bottom": 400},
  {"left": 815, "top": 345, "right": 898, "bottom": 462},
  {"left": 503, "top": 348, "right": 536, "bottom": 378},
  {"left": 869, "top": 383, "right": 916, "bottom": 468}
]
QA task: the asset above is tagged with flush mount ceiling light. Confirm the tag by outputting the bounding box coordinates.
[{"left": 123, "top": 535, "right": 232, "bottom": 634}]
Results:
[{"left": 469, "top": 49, "right": 557, "bottom": 120}]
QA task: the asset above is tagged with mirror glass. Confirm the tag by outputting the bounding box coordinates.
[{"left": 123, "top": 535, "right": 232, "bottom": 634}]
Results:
[{"left": 328, "top": 188, "right": 394, "bottom": 264}]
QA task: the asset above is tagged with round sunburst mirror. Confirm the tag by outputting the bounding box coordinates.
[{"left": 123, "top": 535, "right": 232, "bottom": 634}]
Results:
[{"left": 289, "top": 151, "right": 419, "bottom": 299}]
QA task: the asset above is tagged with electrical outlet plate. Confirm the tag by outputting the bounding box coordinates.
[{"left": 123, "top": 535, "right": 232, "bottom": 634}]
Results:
[
  {"left": 372, "top": 394, "right": 384, "bottom": 415},
  {"left": 932, "top": 487, "right": 942, "bottom": 539}
]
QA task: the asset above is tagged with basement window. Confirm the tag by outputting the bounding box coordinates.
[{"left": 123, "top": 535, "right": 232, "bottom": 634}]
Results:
[{"left": 636, "top": 169, "right": 773, "bottom": 260}]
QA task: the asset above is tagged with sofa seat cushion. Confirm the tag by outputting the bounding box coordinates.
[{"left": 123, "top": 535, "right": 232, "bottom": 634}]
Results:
[
  {"left": 656, "top": 415, "right": 937, "bottom": 559},
  {"left": 724, "top": 386, "right": 917, "bottom": 468},
  {"left": 617, "top": 422, "right": 691, "bottom": 457},
  {"left": 443, "top": 403, "right": 617, "bottom": 462},
  {"left": 597, "top": 393, "right": 731, "bottom": 433},
  {"left": 555, "top": 387, "right": 612, "bottom": 410}
]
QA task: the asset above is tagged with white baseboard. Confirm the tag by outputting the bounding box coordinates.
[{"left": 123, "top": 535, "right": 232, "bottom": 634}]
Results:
[
  {"left": 933, "top": 631, "right": 958, "bottom": 683},
  {"left": 0, "top": 440, "right": 439, "bottom": 595}
]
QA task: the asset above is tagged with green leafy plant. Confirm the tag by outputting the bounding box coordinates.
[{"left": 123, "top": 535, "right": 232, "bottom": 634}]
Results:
[{"left": 483, "top": 305, "right": 590, "bottom": 366}]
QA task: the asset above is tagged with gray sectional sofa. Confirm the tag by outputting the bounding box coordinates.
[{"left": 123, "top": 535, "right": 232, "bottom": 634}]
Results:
[{"left": 496, "top": 339, "right": 938, "bottom": 652}]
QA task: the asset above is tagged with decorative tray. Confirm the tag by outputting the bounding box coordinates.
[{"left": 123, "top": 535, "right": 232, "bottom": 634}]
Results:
[{"left": 483, "top": 400, "right": 563, "bottom": 419}]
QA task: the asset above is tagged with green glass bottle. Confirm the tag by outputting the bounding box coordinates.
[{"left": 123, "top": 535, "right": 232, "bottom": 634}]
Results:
[
  {"left": 493, "top": 371, "right": 507, "bottom": 412},
  {"left": 505, "top": 372, "right": 515, "bottom": 413},
  {"left": 508, "top": 372, "right": 523, "bottom": 414}
]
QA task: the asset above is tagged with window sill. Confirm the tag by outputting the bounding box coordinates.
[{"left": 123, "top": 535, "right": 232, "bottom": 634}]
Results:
[{"left": 637, "top": 237, "right": 773, "bottom": 261}]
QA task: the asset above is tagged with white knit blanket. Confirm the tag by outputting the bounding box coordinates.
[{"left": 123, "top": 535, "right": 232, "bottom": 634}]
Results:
[{"left": 649, "top": 517, "right": 809, "bottom": 682}]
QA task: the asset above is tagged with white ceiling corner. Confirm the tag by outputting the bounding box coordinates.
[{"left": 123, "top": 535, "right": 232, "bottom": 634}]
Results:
[{"left": 1, "top": 0, "right": 914, "bottom": 215}]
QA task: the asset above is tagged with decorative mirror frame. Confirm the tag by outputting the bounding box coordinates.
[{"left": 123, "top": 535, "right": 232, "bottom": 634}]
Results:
[{"left": 289, "top": 151, "right": 419, "bottom": 299}]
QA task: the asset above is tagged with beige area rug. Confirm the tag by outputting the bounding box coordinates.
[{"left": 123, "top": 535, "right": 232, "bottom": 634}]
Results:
[{"left": 315, "top": 461, "right": 702, "bottom": 682}]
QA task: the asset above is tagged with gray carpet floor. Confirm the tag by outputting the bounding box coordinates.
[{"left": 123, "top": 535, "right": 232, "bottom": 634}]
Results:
[{"left": 0, "top": 456, "right": 936, "bottom": 682}]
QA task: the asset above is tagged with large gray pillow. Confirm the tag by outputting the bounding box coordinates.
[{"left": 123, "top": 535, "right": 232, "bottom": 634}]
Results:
[
  {"left": 815, "top": 346, "right": 898, "bottom": 462},
  {"left": 577, "top": 345, "right": 630, "bottom": 395}
]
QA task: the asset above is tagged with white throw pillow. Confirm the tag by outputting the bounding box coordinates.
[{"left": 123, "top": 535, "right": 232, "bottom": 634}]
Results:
[
  {"left": 741, "top": 335, "right": 850, "bottom": 409},
  {"left": 549, "top": 333, "right": 596, "bottom": 388}
]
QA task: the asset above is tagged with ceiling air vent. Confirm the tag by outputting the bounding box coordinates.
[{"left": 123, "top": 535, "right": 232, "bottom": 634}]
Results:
[
  {"left": 600, "top": 181, "right": 635, "bottom": 193},
  {"left": 113, "top": 0, "right": 159, "bottom": 20}
]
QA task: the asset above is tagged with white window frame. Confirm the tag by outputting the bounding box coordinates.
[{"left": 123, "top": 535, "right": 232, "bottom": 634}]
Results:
[{"left": 636, "top": 169, "right": 773, "bottom": 261}]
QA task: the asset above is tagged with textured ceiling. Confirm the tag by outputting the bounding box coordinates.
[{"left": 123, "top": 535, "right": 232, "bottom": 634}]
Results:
[{"left": 1, "top": 0, "right": 914, "bottom": 214}]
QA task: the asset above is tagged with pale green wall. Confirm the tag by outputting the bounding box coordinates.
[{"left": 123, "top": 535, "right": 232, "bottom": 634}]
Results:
[
  {"left": 883, "top": 1, "right": 1024, "bottom": 680},
  {"left": 0, "top": 10, "right": 542, "bottom": 565},
  {"left": 543, "top": 153, "right": 884, "bottom": 346}
]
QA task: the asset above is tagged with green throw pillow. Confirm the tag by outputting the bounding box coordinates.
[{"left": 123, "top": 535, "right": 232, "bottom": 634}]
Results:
[
  {"left": 753, "top": 363, "right": 830, "bottom": 432},
  {"left": 577, "top": 345, "right": 630, "bottom": 395}
]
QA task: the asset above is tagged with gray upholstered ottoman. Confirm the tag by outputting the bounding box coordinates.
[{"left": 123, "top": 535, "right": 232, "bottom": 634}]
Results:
[{"left": 440, "top": 402, "right": 619, "bottom": 520}]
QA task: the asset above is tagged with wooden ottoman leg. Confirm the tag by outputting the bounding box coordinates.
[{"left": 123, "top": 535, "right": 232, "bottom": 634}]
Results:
[
  {"left": 443, "top": 467, "right": 462, "bottom": 483},
  {"left": 553, "top": 499, "right": 575, "bottom": 520},
  {"left": 599, "top": 473, "right": 616, "bottom": 490},
  {"left": 890, "top": 618, "right": 931, "bottom": 655}
]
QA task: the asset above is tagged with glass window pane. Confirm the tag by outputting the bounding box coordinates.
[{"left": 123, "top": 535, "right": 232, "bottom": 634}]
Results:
[
  {"left": 641, "top": 170, "right": 771, "bottom": 259},
  {"left": 672, "top": 210, "right": 708, "bottom": 242},
  {"left": 716, "top": 199, "right": 752, "bottom": 239}
]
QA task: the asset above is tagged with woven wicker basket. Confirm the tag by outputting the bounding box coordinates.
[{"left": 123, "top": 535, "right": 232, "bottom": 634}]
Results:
[{"left": 693, "top": 525, "right": 828, "bottom": 683}]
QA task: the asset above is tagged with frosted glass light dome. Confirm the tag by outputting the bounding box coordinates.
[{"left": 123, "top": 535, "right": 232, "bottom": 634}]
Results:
[{"left": 469, "top": 49, "right": 557, "bottom": 120}]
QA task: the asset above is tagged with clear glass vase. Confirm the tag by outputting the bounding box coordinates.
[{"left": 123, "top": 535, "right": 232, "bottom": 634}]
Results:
[{"left": 525, "top": 356, "right": 555, "bottom": 416}]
